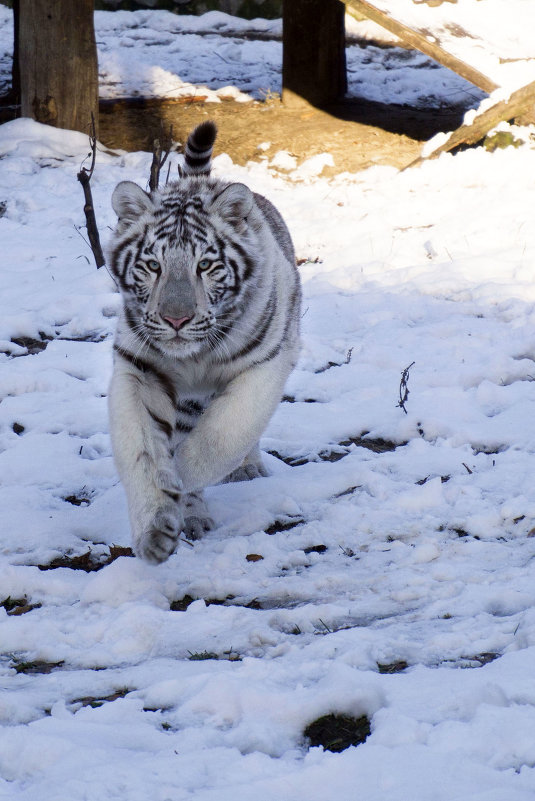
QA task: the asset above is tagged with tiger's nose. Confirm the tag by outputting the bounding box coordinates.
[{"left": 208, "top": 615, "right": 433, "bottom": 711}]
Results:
[{"left": 164, "top": 315, "right": 192, "bottom": 330}]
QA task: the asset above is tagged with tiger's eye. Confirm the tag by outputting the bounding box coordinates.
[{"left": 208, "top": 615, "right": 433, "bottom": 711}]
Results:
[
  {"left": 198, "top": 258, "right": 211, "bottom": 271},
  {"left": 147, "top": 259, "right": 160, "bottom": 272}
]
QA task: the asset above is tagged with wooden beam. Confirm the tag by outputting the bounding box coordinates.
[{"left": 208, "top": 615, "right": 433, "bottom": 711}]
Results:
[
  {"left": 342, "top": 0, "right": 499, "bottom": 95},
  {"left": 408, "top": 78, "right": 535, "bottom": 167}
]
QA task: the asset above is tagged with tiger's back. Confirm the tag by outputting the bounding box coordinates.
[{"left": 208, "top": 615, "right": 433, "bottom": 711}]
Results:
[{"left": 108, "top": 122, "right": 301, "bottom": 563}]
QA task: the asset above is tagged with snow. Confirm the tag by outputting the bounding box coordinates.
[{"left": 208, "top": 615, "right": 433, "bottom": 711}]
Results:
[
  {"left": 0, "top": 6, "right": 490, "bottom": 109},
  {"left": 92, "top": 7, "right": 491, "bottom": 108},
  {"left": 2, "top": 5, "right": 535, "bottom": 801},
  {"left": 359, "top": 0, "right": 535, "bottom": 91}
]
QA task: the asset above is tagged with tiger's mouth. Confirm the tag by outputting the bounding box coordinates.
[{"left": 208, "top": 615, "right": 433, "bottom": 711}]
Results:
[{"left": 156, "top": 321, "right": 211, "bottom": 352}]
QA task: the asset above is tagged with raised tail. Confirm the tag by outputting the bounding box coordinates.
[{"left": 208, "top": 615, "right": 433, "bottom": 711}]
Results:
[{"left": 181, "top": 120, "right": 217, "bottom": 176}]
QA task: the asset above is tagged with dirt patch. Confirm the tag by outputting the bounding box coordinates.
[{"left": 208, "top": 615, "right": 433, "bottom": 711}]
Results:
[
  {"left": 304, "top": 713, "right": 371, "bottom": 752},
  {"left": 37, "top": 545, "right": 134, "bottom": 573},
  {"left": 98, "top": 96, "right": 467, "bottom": 175}
]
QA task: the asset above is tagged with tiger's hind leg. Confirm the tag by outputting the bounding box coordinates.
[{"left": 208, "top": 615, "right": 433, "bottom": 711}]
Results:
[
  {"left": 183, "top": 490, "right": 215, "bottom": 541},
  {"left": 223, "top": 443, "right": 269, "bottom": 484}
]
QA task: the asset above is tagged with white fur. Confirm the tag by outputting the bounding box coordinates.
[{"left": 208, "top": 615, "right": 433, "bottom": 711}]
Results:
[
  {"left": 177, "top": 352, "right": 294, "bottom": 491},
  {"left": 108, "top": 169, "right": 300, "bottom": 563}
]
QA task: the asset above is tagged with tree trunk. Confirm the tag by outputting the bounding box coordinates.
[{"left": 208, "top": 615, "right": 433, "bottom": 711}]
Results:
[
  {"left": 18, "top": 0, "right": 98, "bottom": 135},
  {"left": 10, "top": 0, "right": 20, "bottom": 105},
  {"left": 282, "top": 0, "right": 347, "bottom": 108}
]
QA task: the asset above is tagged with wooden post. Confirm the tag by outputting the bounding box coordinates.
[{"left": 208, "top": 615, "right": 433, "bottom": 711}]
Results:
[
  {"left": 18, "top": 0, "right": 98, "bottom": 135},
  {"left": 282, "top": 0, "right": 347, "bottom": 108}
]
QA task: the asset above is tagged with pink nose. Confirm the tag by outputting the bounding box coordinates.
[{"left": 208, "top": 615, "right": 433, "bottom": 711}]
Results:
[{"left": 164, "top": 315, "right": 191, "bottom": 330}]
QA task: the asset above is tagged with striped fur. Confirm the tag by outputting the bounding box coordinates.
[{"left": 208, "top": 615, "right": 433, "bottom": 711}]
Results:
[
  {"left": 108, "top": 122, "right": 301, "bottom": 563},
  {"left": 182, "top": 120, "right": 216, "bottom": 175}
]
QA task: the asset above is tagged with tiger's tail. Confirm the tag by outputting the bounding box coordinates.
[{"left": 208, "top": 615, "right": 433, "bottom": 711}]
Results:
[{"left": 181, "top": 121, "right": 217, "bottom": 176}]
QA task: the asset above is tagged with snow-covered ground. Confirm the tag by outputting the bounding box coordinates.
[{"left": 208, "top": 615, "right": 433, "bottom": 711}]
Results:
[
  {"left": 3, "top": 5, "right": 535, "bottom": 800},
  {"left": 93, "top": 7, "right": 490, "bottom": 108}
]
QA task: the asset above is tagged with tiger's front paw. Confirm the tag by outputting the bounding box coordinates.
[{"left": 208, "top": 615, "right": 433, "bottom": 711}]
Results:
[
  {"left": 224, "top": 462, "right": 269, "bottom": 483},
  {"left": 136, "top": 506, "right": 183, "bottom": 564},
  {"left": 183, "top": 514, "right": 215, "bottom": 541},
  {"left": 182, "top": 491, "right": 215, "bottom": 541}
]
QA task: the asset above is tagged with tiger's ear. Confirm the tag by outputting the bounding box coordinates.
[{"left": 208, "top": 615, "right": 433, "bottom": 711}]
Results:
[
  {"left": 211, "top": 183, "right": 254, "bottom": 227},
  {"left": 111, "top": 181, "right": 154, "bottom": 222}
]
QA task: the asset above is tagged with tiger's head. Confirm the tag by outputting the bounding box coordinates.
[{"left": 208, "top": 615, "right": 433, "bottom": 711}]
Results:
[{"left": 109, "top": 179, "right": 257, "bottom": 358}]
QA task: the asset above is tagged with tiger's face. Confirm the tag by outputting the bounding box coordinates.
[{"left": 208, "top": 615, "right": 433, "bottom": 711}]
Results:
[{"left": 110, "top": 179, "right": 256, "bottom": 357}]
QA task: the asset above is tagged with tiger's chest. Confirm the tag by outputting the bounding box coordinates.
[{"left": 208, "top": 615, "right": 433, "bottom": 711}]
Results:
[{"left": 146, "top": 347, "right": 234, "bottom": 400}]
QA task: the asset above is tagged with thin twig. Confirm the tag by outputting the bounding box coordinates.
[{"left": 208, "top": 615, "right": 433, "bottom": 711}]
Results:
[
  {"left": 397, "top": 361, "right": 415, "bottom": 414},
  {"left": 149, "top": 122, "right": 174, "bottom": 192},
  {"left": 76, "top": 113, "right": 105, "bottom": 269}
]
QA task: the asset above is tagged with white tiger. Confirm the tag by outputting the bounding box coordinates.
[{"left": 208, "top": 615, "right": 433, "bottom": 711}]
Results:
[{"left": 108, "top": 121, "right": 301, "bottom": 563}]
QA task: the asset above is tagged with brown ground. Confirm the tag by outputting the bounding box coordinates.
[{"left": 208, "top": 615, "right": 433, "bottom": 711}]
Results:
[{"left": 98, "top": 96, "right": 467, "bottom": 175}]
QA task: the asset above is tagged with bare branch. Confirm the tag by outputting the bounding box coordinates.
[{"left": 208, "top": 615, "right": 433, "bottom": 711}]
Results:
[
  {"left": 76, "top": 113, "right": 105, "bottom": 269},
  {"left": 149, "top": 122, "right": 174, "bottom": 192},
  {"left": 149, "top": 137, "right": 162, "bottom": 193},
  {"left": 397, "top": 361, "right": 415, "bottom": 414}
]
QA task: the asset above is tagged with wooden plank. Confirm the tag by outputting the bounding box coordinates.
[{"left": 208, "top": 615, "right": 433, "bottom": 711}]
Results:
[
  {"left": 342, "top": 0, "right": 499, "bottom": 94},
  {"left": 407, "top": 78, "right": 535, "bottom": 167}
]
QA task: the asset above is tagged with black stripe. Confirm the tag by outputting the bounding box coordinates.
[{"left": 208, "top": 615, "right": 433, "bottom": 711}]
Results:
[
  {"left": 177, "top": 399, "right": 204, "bottom": 415},
  {"left": 147, "top": 407, "right": 173, "bottom": 439},
  {"left": 187, "top": 140, "right": 211, "bottom": 155},
  {"left": 287, "top": 281, "right": 301, "bottom": 316},
  {"left": 252, "top": 340, "right": 283, "bottom": 367},
  {"left": 230, "top": 284, "right": 277, "bottom": 360},
  {"left": 226, "top": 258, "right": 241, "bottom": 296},
  {"left": 248, "top": 283, "right": 300, "bottom": 368},
  {"left": 185, "top": 157, "right": 212, "bottom": 175},
  {"left": 161, "top": 198, "right": 182, "bottom": 211},
  {"left": 113, "top": 343, "right": 145, "bottom": 369},
  {"left": 231, "top": 240, "right": 256, "bottom": 281},
  {"left": 154, "top": 222, "right": 175, "bottom": 239},
  {"left": 250, "top": 281, "right": 300, "bottom": 367},
  {"left": 162, "top": 488, "right": 180, "bottom": 502},
  {"left": 182, "top": 220, "right": 209, "bottom": 241},
  {"left": 282, "top": 282, "right": 301, "bottom": 340},
  {"left": 154, "top": 211, "right": 176, "bottom": 230},
  {"left": 111, "top": 231, "right": 141, "bottom": 290},
  {"left": 124, "top": 305, "right": 141, "bottom": 337},
  {"left": 153, "top": 369, "right": 177, "bottom": 407},
  {"left": 134, "top": 225, "right": 148, "bottom": 266},
  {"left": 175, "top": 419, "right": 193, "bottom": 433},
  {"left": 113, "top": 344, "right": 177, "bottom": 406},
  {"left": 186, "top": 151, "right": 211, "bottom": 166}
]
